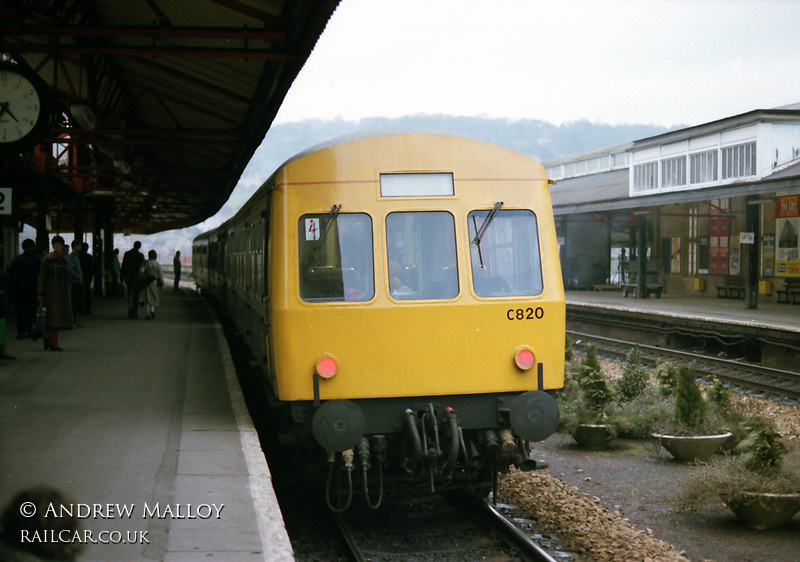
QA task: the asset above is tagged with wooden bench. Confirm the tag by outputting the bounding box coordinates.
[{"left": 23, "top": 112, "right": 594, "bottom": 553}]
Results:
[
  {"left": 621, "top": 273, "right": 663, "bottom": 298},
  {"left": 776, "top": 278, "right": 800, "bottom": 304},
  {"left": 715, "top": 276, "right": 745, "bottom": 299}
]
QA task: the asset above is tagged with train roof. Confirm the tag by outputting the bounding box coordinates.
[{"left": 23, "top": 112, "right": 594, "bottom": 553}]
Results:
[{"left": 193, "top": 131, "right": 544, "bottom": 243}]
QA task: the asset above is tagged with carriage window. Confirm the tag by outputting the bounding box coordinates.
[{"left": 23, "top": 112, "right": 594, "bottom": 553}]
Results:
[
  {"left": 298, "top": 213, "right": 374, "bottom": 302},
  {"left": 386, "top": 211, "right": 458, "bottom": 300},
  {"left": 468, "top": 209, "right": 543, "bottom": 297}
]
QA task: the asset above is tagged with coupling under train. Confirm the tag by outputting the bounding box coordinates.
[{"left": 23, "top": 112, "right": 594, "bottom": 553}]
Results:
[{"left": 193, "top": 132, "right": 564, "bottom": 510}]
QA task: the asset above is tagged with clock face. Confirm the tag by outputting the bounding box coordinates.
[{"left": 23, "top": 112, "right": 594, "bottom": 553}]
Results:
[{"left": 0, "top": 69, "right": 43, "bottom": 143}]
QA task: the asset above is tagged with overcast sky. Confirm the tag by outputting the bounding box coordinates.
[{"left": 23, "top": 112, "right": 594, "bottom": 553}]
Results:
[{"left": 274, "top": 0, "right": 800, "bottom": 128}]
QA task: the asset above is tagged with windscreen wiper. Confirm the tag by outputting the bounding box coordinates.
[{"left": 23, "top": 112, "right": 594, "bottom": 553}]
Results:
[
  {"left": 317, "top": 204, "right": 341, "bottom": 246},
  {"left": 472, "top": 201, "right": 503, "bottom": 268}
]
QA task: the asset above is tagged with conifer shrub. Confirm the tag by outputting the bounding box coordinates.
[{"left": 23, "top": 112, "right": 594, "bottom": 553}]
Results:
[
  {"left": 615, "top": 344, "right": 648, "bottom": 403},
  {"left": 579, "top": 363, "right": 613, "bottom": 417},
  {"left": 673, "top": 366, "right": 707, "bottom": 430},
  {"left": 744, "top": 426, "right": 788, "bottom": 474},
  {"left": 576, "top": 343, "right": 601, "bottom": 383}
]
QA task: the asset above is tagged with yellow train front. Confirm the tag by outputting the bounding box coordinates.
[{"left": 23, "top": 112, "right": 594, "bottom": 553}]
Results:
[{"left": 195, "top": 133, "right": 564, "bottom": 510}]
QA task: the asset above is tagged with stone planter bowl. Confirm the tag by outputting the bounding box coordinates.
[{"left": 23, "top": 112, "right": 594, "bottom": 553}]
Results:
[
  {"left": 652, "top": 432, "right": 732, "bottom": 462},
  {"left": 573, "top": 424, "right": 614, "bottom": 450},
  {"left": 727, "top": 492, "right": 800, "bottom": 529}
]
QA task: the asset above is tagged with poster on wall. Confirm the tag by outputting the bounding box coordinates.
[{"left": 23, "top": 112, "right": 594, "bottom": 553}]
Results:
[
  {"left": 776, "top": 194, "right": 800, "bottom": 277},
  {"left": 709, "top": 199, "right": 730, "bottom": 275},
  {"left": 761, "top": 234, "right": 775, "bottom": 277},
  {"left": 729, "top": 245, "right": 740, "bottom": 275},
  {"left": 670, "top": 237, "right": 681, "bottom": 273}
]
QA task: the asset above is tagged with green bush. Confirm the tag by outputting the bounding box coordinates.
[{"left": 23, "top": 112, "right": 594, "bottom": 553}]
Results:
[
  {"left": 615, "top": 344, "right": 648, "bottom": 403},
  {"left": 557, "top": 343, "right": 613, "bottom": 433},
  {"left": 580, "top": 364, "right": 613, "bottom": 416},
  {"left": 673, "top": 366, "right": 707, "bottom": 429},
  {"left": 653, "top": 360, "right": 679, "bottom": 397},
  {"left": 607, "top": 386, "right": 674, "bottom": 439},
  {"left": 706, "top": 376, "right": 732, "bottom": 412},
  {"left": 565, "top": 334, "right": 574, "bottom": 362},
  {"left": 743, "top": 426, "right": 788, "bottom": 475},
  {"left": 577, "top": 343, "right": 601, "bottom": 383}
]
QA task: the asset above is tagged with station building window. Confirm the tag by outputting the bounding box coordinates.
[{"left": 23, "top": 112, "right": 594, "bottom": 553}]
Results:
[
  {"left": 468, "top": 209, "right": 544, "bottom": 297},
  {"left": 690, "top": 150, "right": 718, "bottom": 184},
  {"left": 721, "top": 142, "right": 756, "bottom": 180},
  {"left": 661, "top": 156, "right": 686, "bottom": 188},
  {"left": 386, "top": 211, "right": 458, "bottom": 300},
  {"left": 633, "top": 162, "right": 658, "bottom": 192},
  {"left": 298, "top": 213, "right": 374, "bottom": 302}
]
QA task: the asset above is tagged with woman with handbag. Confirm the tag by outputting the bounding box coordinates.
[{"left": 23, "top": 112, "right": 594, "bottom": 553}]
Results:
[
  {"left": 37, "top": 235, "right": 74, "bottom": 351},
  {"left": 140, "top": 250, "right": 164, "bottom": 320}
]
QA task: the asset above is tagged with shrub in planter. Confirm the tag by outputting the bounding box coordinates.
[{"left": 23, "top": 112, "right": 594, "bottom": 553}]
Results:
[
  {"left": 558, "top": 344, "right": 616, "bottom": 449},
  {"left": 678, "top": 426, "right": 800, "bottom": 529},
  {"left": 607, "top": 385, "right": 673, "bottom": 439},
  {"left": 653, "top": 367, "right": 731, "bottom": 462},
  {"left": 576, "top": 342, "right": 602, "bottom": 384}
]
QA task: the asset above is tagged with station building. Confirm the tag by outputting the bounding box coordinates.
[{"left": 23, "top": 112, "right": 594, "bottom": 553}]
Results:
[{"left": 546, "top": 105, "right": 800, "bottom": 304}]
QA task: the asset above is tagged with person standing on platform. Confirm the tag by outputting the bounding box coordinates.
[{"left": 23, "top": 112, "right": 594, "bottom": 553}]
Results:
[
  {"left": 173, "top": 250, "right": 181, "bottom": 291},
  {"left": 67, "top": 240, "right": 83, "bottom": 326},
  {"left": 9, "top": 238, "right": 41, "bottom": 339},
  {"left": 0, "top": 244, "right": 15, "bottom": 359},
  {"left": 80, "top": 241, "right": 93, "bottom": 314},
  {"left": 111, "top": 248, "right": 121, "bottom": 296},
  {"left": 141, "top": 250, "right": 164, "bottom": 320},
  {"left": 121, "top": 241, "right": 144, "bottom": 319},
  {"left": 37, "top": 235, "right": 74, "bottom": 351}
]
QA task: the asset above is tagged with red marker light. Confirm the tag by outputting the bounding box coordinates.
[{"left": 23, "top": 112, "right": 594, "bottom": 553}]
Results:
[
  {"left": 316, "top": 355, "right": 338, "bottom": 379},
  {"left": 514, "top": 347, "right": 535, "bottom": 371}
]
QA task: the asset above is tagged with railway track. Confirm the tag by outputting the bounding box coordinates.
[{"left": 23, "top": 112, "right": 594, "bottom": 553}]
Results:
[
  {"left": 328, "top": 491, "right": 563, "bottom": 562},
  {"left": 567, "top": 330, "right": 800, "bottom": 404}
]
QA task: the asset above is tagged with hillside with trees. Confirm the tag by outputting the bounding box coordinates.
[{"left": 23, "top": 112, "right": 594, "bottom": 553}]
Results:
[{"left": 108, "top": 115, "right": 672, "bottom": 264}]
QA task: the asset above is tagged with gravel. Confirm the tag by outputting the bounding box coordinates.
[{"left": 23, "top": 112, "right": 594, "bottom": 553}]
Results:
[{"left": 497, "top": 358, "right": 800, "bottom": 562}]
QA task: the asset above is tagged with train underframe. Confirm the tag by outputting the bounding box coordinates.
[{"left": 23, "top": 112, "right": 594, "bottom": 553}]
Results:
[{"left": 272, "top": 390, "right": 559, "bottom": 512}]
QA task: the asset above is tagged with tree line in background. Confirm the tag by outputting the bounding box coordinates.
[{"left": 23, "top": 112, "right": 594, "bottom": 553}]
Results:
[{"left": 27, "top": 115, "right": 674, "bottom": 263}]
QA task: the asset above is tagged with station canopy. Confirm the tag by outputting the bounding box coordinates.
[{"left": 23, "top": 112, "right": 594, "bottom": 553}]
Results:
[{"left": 0, "top": 0, "right": 340, "bottom": 234}]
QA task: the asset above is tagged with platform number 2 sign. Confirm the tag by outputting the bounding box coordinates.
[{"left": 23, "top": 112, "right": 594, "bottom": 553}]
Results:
[
  {"left": 0, "top": 188, "right": 11, "bottom": 215},
  {"left": 305, "top": 218, "right": 320, "bottom": 241}
]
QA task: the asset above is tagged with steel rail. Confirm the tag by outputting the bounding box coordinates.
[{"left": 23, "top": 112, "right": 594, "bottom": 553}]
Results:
[
  {"left": 478, "top": 499, "right": 559, "bottom": 562},
  {"left": 331, "top": 511, "right": 367, "bottom": 562},
  {"left": 567, "top": 330, "right": 800, "bottom": 402}
]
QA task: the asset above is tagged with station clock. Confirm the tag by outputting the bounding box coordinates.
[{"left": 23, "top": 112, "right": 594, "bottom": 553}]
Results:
[{"left": 0, "top": 60, "right": 53, "bottom": 153}]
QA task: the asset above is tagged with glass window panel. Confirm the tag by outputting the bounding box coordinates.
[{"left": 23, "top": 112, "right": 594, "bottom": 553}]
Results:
[
  {"left": 661, "top": 156, "right": 686, "bottom": 188},
  {"left": 380, "top": 173, "right": 454, "bottom": 197},
  {"left": 386, "top": 212, "right": 458, "bottom": 300},
  {"left": 298, "top": 213, "right": 374, "bottom": 302},
  {"left": 468, "top": 209, "right": 543, "bottom": 297},
  {"left": 633, "top": 162, "right": 657, "bottom": 192}
]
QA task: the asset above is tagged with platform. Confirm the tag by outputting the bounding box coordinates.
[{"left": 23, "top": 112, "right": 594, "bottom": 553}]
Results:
[
  {"left": 566, "top": 289, "right": 800, "bottom": 333},
  {"left": 566, "top": 288, "right": 800, "bottom": 367},
  {"left": 0, "top": 289, "right": 293, "bottom": 561}
]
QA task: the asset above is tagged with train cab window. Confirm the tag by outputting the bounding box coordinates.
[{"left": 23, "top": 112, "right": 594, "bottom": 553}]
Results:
[
  {"left": 298, "top": 213, "right": 374, "bottom": 302},
  {"left": 386, "top": 211, "right": 459, "bottom": 300},
  {"left": 468, "top": 209, "right": 544, "bottom": 297}
]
